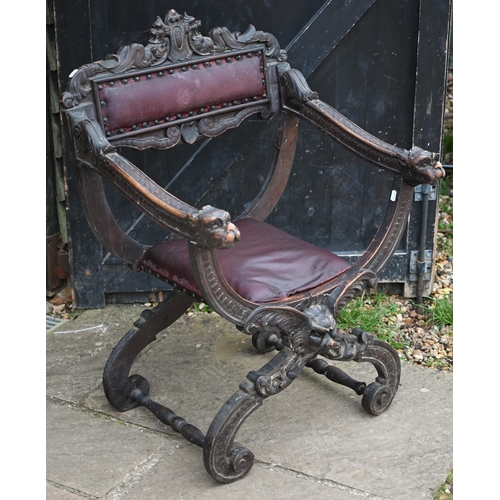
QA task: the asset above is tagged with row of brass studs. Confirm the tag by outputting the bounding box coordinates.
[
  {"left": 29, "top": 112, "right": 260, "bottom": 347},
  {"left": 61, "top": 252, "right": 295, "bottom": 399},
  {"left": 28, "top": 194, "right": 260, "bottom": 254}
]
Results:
[
  {"left": 99, "top": 50, "right": 266, "bottom": 135},
  {"left": 98, "top": 50, "right": 264, "bottom": 91},
  {"left": 103, "top": 91, "right": 268, "bottom": 135},
  {"left": 140, "top": 265, "right": 203, "bottom": 301}
]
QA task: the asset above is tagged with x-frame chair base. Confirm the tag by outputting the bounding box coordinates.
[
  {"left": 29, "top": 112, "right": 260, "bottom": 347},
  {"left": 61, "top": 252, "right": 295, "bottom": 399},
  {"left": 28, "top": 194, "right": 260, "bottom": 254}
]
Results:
[{"left": 102, "top": 290, "right": 401, "bottom": 483}]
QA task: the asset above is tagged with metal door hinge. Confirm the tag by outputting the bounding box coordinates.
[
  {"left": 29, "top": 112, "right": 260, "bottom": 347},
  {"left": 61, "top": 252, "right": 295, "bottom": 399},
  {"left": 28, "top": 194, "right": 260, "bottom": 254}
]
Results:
[
  {"left": 409, "top": 250, "right": 432, "bottom": 282},
  {"left": 414, "top": 184, "right": 436, "bottom": 201}
]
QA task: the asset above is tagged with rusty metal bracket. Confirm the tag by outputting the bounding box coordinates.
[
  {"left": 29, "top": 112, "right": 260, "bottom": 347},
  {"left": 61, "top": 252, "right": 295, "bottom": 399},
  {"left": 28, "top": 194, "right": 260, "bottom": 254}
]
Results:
[
  {"left": 46, "top": 233, "right": 69, "bottom": 291},
  {"left": 414, "top": 184, "right": 436, "bottom": 201},
  {"left": 409, "top": 249, "right": 432, "bottom": 282}
]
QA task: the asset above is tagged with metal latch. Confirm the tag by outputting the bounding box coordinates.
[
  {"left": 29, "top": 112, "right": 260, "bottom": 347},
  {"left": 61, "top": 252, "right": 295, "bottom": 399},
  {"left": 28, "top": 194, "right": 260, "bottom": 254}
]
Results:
[
  {"left": 409, "top": 250, "right": 432, "bottom": 282},
  {"left": 414, "top": 184, "right": 437, "bottom": 201}
]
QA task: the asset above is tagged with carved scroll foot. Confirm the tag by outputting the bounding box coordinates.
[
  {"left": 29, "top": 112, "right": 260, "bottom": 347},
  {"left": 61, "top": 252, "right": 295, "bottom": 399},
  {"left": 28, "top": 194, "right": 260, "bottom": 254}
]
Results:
[
  {"left": 203, "top": 389, "right": 259, "bottom": 483},
  {"left": 356, "top": 339, "right": 401, "bottom": 415},
  {"left": 103, "top": 291, "right": 193, "bottom": 411},
  {"left": 304, "top": 329, "right": 400, "bottom": 416},
  {"left": 203, "top": 347, "right": 304, "bottom": 483}
]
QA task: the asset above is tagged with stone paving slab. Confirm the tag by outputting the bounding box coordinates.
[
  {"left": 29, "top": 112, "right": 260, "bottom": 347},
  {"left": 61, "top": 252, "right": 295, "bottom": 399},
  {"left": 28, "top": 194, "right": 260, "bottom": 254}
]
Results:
[
  {"left": 113, "top": 445, "right": 373, "bottom": 500},
  {"left": 46, "top": 401, "right": 166, "bottom": 498},
  {"left": 47, "top": 485, "right": 84, "bottom": 500},
  {"left": 47, "top": 304, "right": 452, "bottom": 499},
  {"left": 46, "top": 305, "right": 144, "bottom": 403}
]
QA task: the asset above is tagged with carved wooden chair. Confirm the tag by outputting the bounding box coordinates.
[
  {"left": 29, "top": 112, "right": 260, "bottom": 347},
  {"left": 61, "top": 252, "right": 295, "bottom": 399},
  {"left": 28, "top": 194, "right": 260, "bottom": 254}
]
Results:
[{"left": 61, "top": 9, "right": 444, "bottom": 483}]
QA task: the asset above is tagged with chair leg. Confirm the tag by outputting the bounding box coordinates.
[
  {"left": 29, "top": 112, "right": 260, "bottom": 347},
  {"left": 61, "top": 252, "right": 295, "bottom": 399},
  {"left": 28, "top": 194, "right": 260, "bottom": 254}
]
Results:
[
  {"left": 308, "top": 337, "right": 401, "bottom": 416},
  {"left": 356, "top": 338, "right": 401, "bottom": 415},
  {"left": 102, "top": 290, "right": 194, "bottom": 412},
  {"left": 203, "top": 347, "right": 307, "bottom": 483},
  {"left": 252, "top": 328, "right": 401, "bottom": 417}
]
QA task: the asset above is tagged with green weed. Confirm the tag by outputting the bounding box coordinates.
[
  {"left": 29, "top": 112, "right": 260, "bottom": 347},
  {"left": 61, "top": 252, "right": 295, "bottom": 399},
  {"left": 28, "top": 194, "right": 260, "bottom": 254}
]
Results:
[
  {"left": 422, "top": 296, "right": 453, "bottom": 328},
  {"left": 336, "top": 293, "right": 408, "bottom": 350},
  {"left": 192, "top": 302, "right": 214, "bottom": 314},
  {"left": 425, "top": 357, "right": 451, "bottom": 370},
  {"left": 434, "top": 469, "right": 453, "bottom": 499}
]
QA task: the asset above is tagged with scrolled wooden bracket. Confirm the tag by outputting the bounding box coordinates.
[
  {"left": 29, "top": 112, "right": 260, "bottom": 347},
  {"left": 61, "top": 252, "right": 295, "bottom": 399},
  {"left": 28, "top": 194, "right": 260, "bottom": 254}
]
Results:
[
  {"left": 198, "top": 105, "right": 270, "bottom": 137},
  {"left": 65, "top": 106, "right": 115, "bottom": 169},
  {"left": 110, "top": 126, "right": 182, "bottom": 151},
  {"left": 278, "top": 67, "right": 318, "bottom": 102},
  {"left": 243, "top": 303, "right": 337, "bottom": 356}
]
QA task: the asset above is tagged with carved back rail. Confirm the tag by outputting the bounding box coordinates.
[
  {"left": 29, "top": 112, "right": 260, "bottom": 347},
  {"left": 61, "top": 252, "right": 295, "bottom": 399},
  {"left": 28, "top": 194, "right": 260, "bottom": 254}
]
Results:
[
  {"left": 63, "top": 10, "right": 284, "bottom": 150},
  {"left": 95, "top": 48, "right": 270, "bottom": 146}
]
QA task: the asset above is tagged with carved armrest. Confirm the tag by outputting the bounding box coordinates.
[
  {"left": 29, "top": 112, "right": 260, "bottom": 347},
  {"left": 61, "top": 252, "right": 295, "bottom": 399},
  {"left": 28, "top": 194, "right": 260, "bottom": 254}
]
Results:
[
  {"left": 98, "top": 151, "right": 241, "bottom": 249},
  {"left": 65, "top": 105, "right": 240, "bottom": 251},
  {"left": 279, "top": 68, "right": 445, "bottom": 186}
]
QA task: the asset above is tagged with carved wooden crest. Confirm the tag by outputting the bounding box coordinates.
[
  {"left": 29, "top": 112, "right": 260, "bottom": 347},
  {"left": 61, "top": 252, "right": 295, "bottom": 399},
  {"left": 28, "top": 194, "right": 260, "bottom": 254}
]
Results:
[
  {"left": 62, "top": 9, "right": 282, "bottom": 108},
  {"left": 61, "top": 9, "right": 285, "bottom": 150}
]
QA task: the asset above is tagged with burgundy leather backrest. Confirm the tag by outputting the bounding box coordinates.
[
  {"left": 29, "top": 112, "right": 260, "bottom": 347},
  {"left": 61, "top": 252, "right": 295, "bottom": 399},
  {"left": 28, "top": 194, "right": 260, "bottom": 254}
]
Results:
[{"left": 94, "top": 48, "right": 270, "bottom": 142}]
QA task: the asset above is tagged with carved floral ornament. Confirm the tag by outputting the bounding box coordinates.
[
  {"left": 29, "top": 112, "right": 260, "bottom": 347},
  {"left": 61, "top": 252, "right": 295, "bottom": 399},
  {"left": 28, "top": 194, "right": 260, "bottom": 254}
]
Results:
[{"left": 62, "top": 9, "right": 283, "bottom": 108}]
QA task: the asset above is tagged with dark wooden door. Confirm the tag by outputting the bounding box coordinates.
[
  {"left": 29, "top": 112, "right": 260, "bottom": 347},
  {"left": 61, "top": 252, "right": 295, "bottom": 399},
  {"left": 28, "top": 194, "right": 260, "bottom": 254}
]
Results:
[{"left": 51, "top": 0, "right": 452, "bottom": 308}]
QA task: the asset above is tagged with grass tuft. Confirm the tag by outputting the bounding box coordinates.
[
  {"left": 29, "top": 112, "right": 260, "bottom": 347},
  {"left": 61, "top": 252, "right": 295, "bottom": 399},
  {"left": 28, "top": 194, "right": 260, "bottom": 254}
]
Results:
[
  {"left": 422, "top": 295, "right": 453, "bottom": 328},
  {"left": 192, "top": 302, "right": 214, "bottom": 314},
  {"left": 434, "top": 469, "right": 453, "bottom": 499},
  {"left": 336, "top": 293, "right": 408, "bottom": 350}
]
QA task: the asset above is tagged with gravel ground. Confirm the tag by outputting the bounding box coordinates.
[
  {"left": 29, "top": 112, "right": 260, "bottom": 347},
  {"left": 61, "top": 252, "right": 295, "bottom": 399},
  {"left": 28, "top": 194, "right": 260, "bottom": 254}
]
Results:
[
  {"left": 366, "top": 181, "right": 453, "bottom": 373},
  {"left": 383, "top": 68, "right": 453, "bottom": 373},
  {"left": 376, "top": 246, "right": 453, "bottom": 372}
]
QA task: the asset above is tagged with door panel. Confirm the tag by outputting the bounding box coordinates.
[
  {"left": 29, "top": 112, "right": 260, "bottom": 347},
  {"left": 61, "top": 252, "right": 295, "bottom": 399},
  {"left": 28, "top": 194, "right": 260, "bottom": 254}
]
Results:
[{"left": 52, "top": 0, "right": 451, "bottom": 307}]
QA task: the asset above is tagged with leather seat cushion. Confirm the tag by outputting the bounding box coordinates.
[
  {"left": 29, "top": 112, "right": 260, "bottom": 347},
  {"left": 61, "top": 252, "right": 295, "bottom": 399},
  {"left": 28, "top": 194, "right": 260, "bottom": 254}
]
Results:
[{"left": 139, "top": 217, "right": 351, "bottom": 303}]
